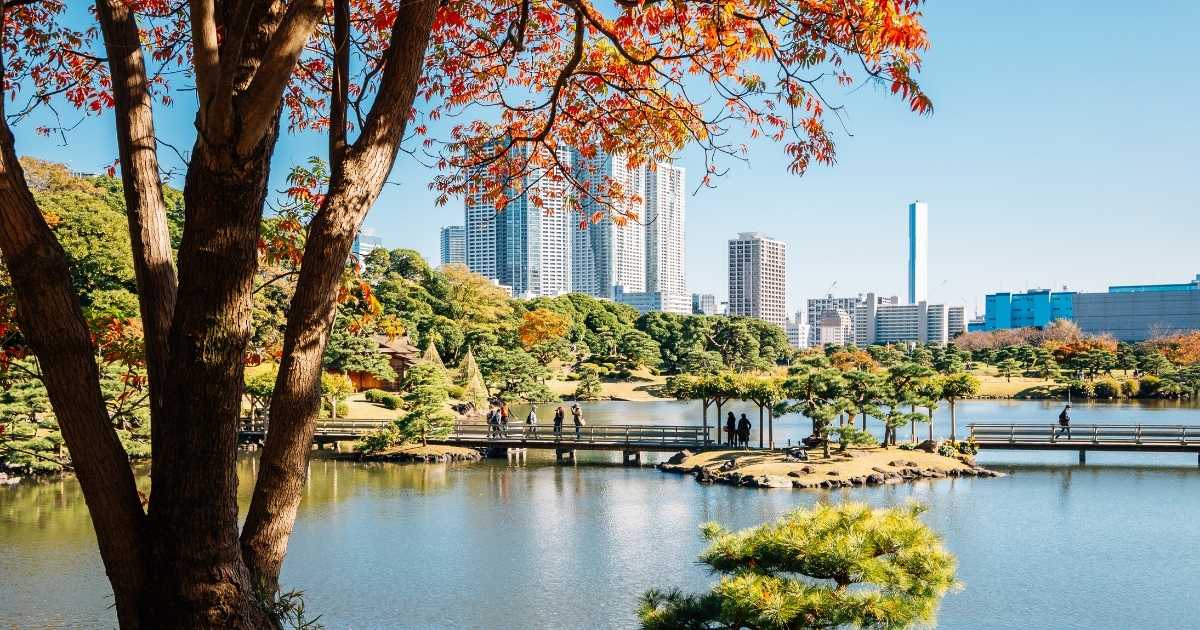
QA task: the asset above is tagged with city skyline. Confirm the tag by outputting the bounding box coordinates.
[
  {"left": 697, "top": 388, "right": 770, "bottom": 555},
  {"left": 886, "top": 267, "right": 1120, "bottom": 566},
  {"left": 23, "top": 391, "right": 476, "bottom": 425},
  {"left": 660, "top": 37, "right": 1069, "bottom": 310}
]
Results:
[{"left": 13, "top": 3, "right": 1197, "bottom": 315}]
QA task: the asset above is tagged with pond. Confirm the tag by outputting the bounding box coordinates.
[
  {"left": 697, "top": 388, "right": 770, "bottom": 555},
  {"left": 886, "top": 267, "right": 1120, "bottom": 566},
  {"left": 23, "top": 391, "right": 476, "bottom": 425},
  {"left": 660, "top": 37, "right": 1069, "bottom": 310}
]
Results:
[{"left": 3, "top": 400, "right": 1199, "bottom": 628}]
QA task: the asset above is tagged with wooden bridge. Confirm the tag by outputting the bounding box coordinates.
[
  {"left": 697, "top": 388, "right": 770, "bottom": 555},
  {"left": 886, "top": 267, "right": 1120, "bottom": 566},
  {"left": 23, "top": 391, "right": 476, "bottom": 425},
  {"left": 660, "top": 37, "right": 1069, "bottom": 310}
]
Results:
[
  {"left": 968, "top": 423, "right": 1200, "bottom": 464},
  {"left": 239, "top": 420, "right": 710, "bottom": 464}
]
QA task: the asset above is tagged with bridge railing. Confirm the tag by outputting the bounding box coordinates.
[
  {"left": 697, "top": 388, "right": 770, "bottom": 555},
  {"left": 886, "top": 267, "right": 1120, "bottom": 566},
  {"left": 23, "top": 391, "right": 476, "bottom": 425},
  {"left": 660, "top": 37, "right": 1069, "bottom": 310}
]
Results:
[
  {"left": 437, "top": 422, "right": 709, "bottom": 446},
  {"left": 969, "top": 423, "right": 1200, "bottom": 445}
]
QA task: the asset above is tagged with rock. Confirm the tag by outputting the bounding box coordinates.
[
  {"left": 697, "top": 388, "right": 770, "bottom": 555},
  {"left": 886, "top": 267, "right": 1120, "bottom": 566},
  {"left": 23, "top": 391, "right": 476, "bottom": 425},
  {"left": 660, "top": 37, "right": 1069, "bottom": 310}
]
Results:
[
  {"left": 916, "top": 439, "right": 939, "bottom": 453},
  {"left": 871, "top": 466, "right": 890, "bottom": 474},
  {"left": 866, "top": 473, "right": 885, "bottom": 484},
  {"left": 826, "top": 470, "right": 840, "bottom": 476},
  {"left": 719, "top": 459, "right": 739, "bottom": 472},
  {"left": 757, "top": 475, "right": 793, "bottom": 489},
  {"left": 665, "top": 450, "right": 693, "bottom": 465},
  {"left": 888, "top": 460, "right": 908, "bottom": 468},
  {"left": 783, "top": 446, "right": 810, "bottom": 461}
]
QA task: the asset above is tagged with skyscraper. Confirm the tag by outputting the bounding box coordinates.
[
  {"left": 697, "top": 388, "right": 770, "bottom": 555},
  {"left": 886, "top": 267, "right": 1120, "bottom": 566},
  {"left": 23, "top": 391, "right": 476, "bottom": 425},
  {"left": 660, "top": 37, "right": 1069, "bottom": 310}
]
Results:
[
  {"left": 572, "top": 152, "right": 645, "bottom": 299},
  {"left": 352, "top": 232, "right": 383, "bottom": 259},
  {"left": 439, "top": 225, "right": 465, "bottom": 265},
  {"left": 643, "top": 162, "right": 689, "bottom": 313},
  {"left": 727, "top": 232, "right": 787, "bottom": 328},
  {"left": 464, "top": 145, "right": 574, "bottom": 297},
  {"left": 908, "top": 201, "right": 928, "bottom": 304}
]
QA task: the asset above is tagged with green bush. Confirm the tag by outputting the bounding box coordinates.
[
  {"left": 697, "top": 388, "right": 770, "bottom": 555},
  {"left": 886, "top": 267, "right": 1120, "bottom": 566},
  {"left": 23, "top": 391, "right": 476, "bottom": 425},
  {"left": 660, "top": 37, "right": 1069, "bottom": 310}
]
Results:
[
  {"left": 1121, "top": 378, "right": 1141, "bottom": 398},
  {"left": 445, "top": 383, "right": 466, "bottom": 400},
  {"left": 1068, "top": 380, "right": 1096, "bottom": 399},
  {"left": 355, "top": 424, "right": 401, "bottom": 454},
  {"left": 1093, "top": 377, "right": 1122, "bottom": 399},
  {"left": 936, "top": 442, "right": 959, "bottom": 458},
  {"left": 363, "top": 389, "right": 386, "bottom": 403},
  {"left": 380, "top": 394, "right": 402, "bottom": 410},
  {"left": 1139, "top": 375, "right": 1163, "bottom": 397}
]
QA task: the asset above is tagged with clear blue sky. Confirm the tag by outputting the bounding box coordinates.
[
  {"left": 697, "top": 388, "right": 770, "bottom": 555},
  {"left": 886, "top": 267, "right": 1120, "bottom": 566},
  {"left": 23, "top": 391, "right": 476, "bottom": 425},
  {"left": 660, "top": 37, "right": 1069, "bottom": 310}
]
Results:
[{"left": 15, "top": 1, "right": 1200, "bottom": 316}]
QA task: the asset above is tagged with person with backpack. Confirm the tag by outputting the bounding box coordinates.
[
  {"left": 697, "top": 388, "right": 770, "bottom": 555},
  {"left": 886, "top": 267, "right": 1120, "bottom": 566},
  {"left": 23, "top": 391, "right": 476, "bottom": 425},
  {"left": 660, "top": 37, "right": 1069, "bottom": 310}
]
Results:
[
  {"left": 737, "top": 413, "right": 752, "bottom": 448},
  {"left": 486, "top": 406, "right": 500, "bottom": 439},
  {"left": 1055, "top": 403, "right": 1072, "bottom": 440},
  {"left": 499, "top": 401, "right": 511, "bottom": 438},
  {"left": 525, "top": 406, "right": 539, "bottom": 439},
  {"left": 571, "top": 403, "right": 585, "bottom": 439},
  {"left": 725, "top": 411, "right": 737, "bottom": 446}
]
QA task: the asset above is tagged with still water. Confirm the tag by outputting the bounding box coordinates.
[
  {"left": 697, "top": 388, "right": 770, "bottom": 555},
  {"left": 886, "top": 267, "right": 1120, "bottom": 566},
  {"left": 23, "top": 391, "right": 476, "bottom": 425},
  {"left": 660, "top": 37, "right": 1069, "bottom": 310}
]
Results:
[{"left": 3, "top": 400, "right": 1200, "bottom": 629}]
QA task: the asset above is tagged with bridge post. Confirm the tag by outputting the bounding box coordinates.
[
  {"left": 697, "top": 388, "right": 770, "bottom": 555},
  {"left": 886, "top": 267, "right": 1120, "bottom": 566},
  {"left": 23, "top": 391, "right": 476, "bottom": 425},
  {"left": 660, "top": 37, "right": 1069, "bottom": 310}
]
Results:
[
  {"left": 1078, "top": 449, "right": 1086, "bottom": 465},
  {"left": 507, "top": 448, "right": 526, "bottom": 464},
  {"left": 556, "top": 448, "right": 575, "bottom": 464},
  {"left": 622, "top": 450, "right": 641, "bottom": 466}
]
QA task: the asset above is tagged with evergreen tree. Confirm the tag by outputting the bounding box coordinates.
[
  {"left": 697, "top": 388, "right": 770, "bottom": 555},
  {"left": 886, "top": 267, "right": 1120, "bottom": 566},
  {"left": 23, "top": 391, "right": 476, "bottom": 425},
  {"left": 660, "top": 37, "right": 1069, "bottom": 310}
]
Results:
[
  {"left": 422, "top": 340, "right": 447, "bottom": 372},
  {"left": 639, "top": 503, "right": 958, "bottom": 630},
  {"left": 573, "top": 365, "right": 603, "bottom": 400},
  {"left": 397, "top": 364, "right": 455, "bottom": 445},
  {"left": 458, "top": 347, "right": 491, "bottom": 411}
]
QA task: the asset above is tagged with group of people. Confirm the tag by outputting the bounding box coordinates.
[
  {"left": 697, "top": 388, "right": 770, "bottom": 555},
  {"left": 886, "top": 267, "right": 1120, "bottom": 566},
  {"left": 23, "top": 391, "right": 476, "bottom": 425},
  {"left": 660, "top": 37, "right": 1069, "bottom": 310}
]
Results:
[
  {"left": 723, "top": 411, "right": 753, "bottom": 448},
  {"left": 486, "top": 402, "right": 586, "bottom": 439}
]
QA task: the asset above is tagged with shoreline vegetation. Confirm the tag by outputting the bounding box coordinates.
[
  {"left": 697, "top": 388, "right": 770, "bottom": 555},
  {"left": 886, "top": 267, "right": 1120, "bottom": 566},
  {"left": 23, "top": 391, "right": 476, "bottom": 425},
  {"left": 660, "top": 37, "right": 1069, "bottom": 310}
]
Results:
[{"left": 659, "top": 446, "right": 999, "bottom": 489}]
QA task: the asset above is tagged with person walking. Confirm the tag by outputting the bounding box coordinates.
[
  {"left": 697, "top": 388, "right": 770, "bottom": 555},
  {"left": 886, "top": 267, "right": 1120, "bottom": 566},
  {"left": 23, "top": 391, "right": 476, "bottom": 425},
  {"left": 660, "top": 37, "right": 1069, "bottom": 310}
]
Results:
[
  {"left": 499, "top": 401, "right": 511, "bottom": 438},
  {"left": 1054, "top": 403, "right": 1072, "bottom": 440},
  {"left": 487, "top": 406, "right": 500, "bottom": 439},
  {"left": 725, "top": 411, "right": 737, "bottom": 447},
  {"left": 525, "top": 406, "right": 539, "bottom": 439},
  {"left": 737, "top": 413, "right": 752, "bottom": 448},
  {"left": 553, "top": 406, "right": 565, "bottom": 438},
  {"left": 571, "top": 403, "right": 585, "bottom": 440}
]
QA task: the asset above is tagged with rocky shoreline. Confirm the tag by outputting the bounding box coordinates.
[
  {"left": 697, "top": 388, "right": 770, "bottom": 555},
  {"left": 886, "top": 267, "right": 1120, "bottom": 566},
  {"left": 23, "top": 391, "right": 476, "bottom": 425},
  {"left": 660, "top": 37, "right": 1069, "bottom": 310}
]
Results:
[{"left": 659, "top": 446, "right": 1000, "bottom": 490}]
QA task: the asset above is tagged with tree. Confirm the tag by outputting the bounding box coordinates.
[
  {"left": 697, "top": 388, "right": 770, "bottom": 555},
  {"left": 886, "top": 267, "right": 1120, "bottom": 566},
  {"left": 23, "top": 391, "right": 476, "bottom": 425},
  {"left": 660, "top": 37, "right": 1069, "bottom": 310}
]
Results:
[
  {"left": 914, "top": 374, "right": 944, "bottom": 443},
  {"left": 780, "top": 367, "right": 845, "bottom": 457},
  {"left": 244, "top": 369, "right": 278, "bottom": 421},
  {"left": 320, "top": 373, "right": 354, "bottom": 420},
  {"left": 457, "top": 347, "right": 491, "bottom": 412},
  {"left": 842, "top": 369, "right": 885, "bottom": 435},
  {"left": 573, "top": 365, "right": 603, "bottom": 401},
  {"left": 997, "top": 358, "right": 1022, "bottom": 382},
  {"left": 740, "top": 375, "right": 782, "bottom": 449},
  {"left": 639, "top": 503, "right": 957, "bottom": 630},
  {"left": 519, "top": 308, "right": 570, "bottom": 355},
  {"left": 616, "top": 330, "right": 662, "bottom": 372},
  {"left": 323, "top": 328, "right": 398, "bottom": 384},
  {"left": 0, "top": 0, "right": 932, "bottom": 623},
  {"left": 477, "top": 348, "right": 556, "bottom": 403},
  {"left": 396, "top": 364, "right": 455, "bottom": 445},
  {"left": 941, "top": 372, "right": 981, "bottom": 442}
]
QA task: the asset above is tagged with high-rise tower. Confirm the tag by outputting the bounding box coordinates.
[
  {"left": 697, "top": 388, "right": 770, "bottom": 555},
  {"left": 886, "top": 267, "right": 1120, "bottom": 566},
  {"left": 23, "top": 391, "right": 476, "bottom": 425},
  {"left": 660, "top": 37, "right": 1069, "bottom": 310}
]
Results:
[
  {"left": 907, "top": 201, "right": 928, "bottom": 304},
  {"left": 644, "top": 162, "right": 689, "bottom": 313},
  {"left": 727, "top": 232, "right": 787, "bottom": 327},
  {"left": 571, "top": 152, "right": 645, "bottom": 299}
]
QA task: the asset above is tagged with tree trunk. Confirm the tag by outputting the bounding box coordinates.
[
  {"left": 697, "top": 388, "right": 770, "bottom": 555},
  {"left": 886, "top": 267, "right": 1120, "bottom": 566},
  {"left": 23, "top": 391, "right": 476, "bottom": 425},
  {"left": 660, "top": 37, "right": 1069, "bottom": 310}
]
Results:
[
  {"left": 928, "top": 408, "right": 934, "bottom": 442},
  {"left": 96, "top": 0, "right": 177, "bottom": 469},
  {"left": 240, "top": 3, "right": 438, "bottom": 590},
  {"left": 702, "top": 400, "right": 709, "bottom": 446},
  {"left": 950, "top": 400, "right": 957, "bottom": 442},
  {"left": 767, "top": 407, "right": 774, "bottom": 450},
  {"left": 0, "top": 120, "right": 148, "bottom": 629},
  {"left": 758, "top": 406, "right": 763, "bottom": 448},
  {"left": 143, "top": 136, "right": 278, "bottom": 628}
]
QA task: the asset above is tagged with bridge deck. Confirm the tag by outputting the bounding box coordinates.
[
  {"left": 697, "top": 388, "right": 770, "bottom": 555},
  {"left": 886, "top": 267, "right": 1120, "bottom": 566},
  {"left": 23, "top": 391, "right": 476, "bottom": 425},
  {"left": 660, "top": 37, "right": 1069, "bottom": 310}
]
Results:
[
  {"left": 969, "top": 423, "right": 1200, "bottom": 453},
  {"left": 240, "top": 420, "right": 710, "bottom": 451}
]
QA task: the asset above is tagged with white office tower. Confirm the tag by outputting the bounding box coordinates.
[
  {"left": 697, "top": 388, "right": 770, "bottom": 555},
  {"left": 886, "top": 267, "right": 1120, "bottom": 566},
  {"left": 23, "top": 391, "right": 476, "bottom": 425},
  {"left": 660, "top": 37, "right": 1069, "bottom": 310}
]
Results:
[
  {"left": 727, "top": 232, "right": 787, "bottom": 328},
  {"left": 572, "top": 152, "right": 645, "bottom": 299},
  {"left": 465, "top": 145, "right": 574, "bottom": 297},
  {"left": 854, "top": 292, "right": 952, "bottom": 345},
  {"left": 908, "top": 201, "right": 929, "bottom": 304},
  {"left": 464, "top": 170, "right": 498, "bottom": 279},
  {"left": 643, "top": 162, "right": 689, "bottom": 313},
  {"left": 785, "top": 311, "right": 811, "bottom": 349},
  {"left": 439, "top": 225, "right": 466, "bottom": 265}
]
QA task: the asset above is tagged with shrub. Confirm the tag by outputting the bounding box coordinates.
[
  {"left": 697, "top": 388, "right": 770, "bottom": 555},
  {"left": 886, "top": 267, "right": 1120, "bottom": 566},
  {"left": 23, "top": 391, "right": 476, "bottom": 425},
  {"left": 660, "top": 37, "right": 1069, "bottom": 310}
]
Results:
[
  {"left": 1067, "top": 379, "right": 1095, "bottom": 399},
  {"left": 1120, "top": 378, "right": 1141, "bottom": 398},
  {"left": 1139, "top": 375, "right": 1163, "bottom": 397},
  {"left": 363, "top": 389, "right": 386, "bottom": 403},
  {"left": 1093, "top": 377, "right": 1122, "bottom": 399},
  {"left": 937, "top": 442, "right": 959, "bottom": 458},
  {"left": 380, "top": 394, "right": 403, "bottom": 410},
  {"left": 445, "top": 383, "right": 466, "bottom": 400},
  {"left": 355, "top": 424, "right": 401, "bottom": 454}
]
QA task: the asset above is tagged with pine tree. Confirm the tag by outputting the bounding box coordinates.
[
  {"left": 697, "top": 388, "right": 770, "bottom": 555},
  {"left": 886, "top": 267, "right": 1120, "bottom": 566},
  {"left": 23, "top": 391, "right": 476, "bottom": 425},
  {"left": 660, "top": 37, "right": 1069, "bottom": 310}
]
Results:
[
  {"left": 459, "top": 347, "right": 490, "bottom": 411},
  {"left": 639, "top": 503, "right": 958, "bottom": 630},
  {"left": 398, "top": 364, "right": 455, "bottom": 445},
  {"left": 422, "top": 340, "right": 447, "bottom": 373}
]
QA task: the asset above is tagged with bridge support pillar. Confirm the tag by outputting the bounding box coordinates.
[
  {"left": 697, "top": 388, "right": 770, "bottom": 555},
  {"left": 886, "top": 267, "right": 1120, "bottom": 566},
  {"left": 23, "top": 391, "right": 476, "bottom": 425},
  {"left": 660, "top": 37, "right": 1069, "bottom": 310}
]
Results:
[
  {"left": 622, "top": 450, "right": 641, "bottom": 466},
  {"left": 507, "top": 448, "right": 526, "bottom": 464},
  {"left": 1078, "top": 449, "right": 1086, "bottom": 465},
  {"left": 556, "top": 448, "right": 575, "bottom": 464}
]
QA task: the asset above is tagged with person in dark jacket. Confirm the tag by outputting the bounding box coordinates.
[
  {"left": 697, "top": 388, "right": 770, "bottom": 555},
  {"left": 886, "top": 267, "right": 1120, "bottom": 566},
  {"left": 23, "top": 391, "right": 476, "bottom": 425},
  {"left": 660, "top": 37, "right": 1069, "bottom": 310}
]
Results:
[
  {"left": 725, "top": 412, "right": 737, "bottom": 446},
  {"left": 553, "top": 406, "right": 565, "bottom": 437},
  {"left": 737, "top": 414, "right": 752, "bottom": 448},
  {"left": 1054, "top": 404, "right": 1072, "bottom": 439}
]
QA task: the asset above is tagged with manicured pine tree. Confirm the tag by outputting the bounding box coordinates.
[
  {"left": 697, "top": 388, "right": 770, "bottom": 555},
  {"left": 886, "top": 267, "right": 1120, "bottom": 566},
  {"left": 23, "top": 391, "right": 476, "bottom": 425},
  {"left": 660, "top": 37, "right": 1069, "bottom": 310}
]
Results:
[
  {"left": 639, "top": 502, "right": 958, "bottom": 630},
  {"left": 398, "top": 363, "right": 455, "bottom": 445},
  {"left": 458, "top": 347, "right": 491, "bottom": 412}
]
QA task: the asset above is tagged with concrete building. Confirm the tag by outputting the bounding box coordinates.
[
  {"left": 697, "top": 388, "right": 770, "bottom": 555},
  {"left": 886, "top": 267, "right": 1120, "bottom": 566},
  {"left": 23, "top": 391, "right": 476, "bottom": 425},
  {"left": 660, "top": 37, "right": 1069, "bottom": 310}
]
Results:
[
  {"left": 809, "top": 294, "right": 898, "bottom": 348},
  {"left": 818, "top": 309, "right": 854, "bottom": 346},
  {"left": 785, "top": 311, "right": 810, "bottom": 349},
  {"left": 907, "top": 201, "right": 928, "bottom": 304},
  {"left": 976, "top": 275, "right": 1200, "bottom": 341},
  {"left": 464, "top": 163, "right": 498, "bottom": 279},
  {"left": 439, "top": 225, "right": 465, "bottom": 265},
  {"left": 572, "top": 152, "right": 645, "bottom": 299},
  {"left": 854, "top": 293, "right": 962, "bottom": 345},
  {"left": 692, "top": 293, "right": 718, "bottom": 316},
  {"left": 727, "top": 232, "right": 787, "bottom": 328},
  {"left": 643, "top": 162, "right": 689, "bottom": 313},
  {"left": 352, "top": 232, "right": 383, "bottom": 259}
]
